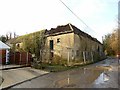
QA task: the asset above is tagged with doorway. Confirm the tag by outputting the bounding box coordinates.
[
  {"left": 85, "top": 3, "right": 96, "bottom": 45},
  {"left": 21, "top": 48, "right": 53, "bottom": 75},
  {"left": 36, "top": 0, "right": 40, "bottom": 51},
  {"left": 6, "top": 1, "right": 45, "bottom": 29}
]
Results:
[
  {"left": 50, "top": 40, "right": 54, "bottom": 50},
  {"left": 49, "top": 40, "right": 54, "bottom": 62}
]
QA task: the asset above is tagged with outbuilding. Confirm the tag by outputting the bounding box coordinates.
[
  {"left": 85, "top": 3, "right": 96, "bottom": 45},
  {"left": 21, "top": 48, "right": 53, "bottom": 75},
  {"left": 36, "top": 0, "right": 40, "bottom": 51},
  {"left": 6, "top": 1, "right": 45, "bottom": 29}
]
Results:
[{"left": 0, "top": 41, "right": 10, "bottom": 64}]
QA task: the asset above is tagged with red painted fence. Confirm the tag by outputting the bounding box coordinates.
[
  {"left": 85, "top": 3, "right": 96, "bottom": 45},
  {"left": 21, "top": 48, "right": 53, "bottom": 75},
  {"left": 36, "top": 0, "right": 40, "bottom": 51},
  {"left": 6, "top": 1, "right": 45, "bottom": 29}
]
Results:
[
  {"left": 0, "top": 50, "right": 6, "bottom": 64},
  {"left": 9, "top": 51, "right": 32, "bottom": 65}
]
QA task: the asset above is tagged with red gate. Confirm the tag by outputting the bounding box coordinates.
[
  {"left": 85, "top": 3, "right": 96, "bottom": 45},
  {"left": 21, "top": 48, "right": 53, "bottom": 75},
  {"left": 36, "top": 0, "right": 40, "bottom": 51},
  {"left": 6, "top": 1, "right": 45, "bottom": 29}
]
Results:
[
  {"left": 0, "top": 50, "right": 6, "bottom": 64},
  {"left": 9, "top": 51, "right": 32, "bottom": 65}
]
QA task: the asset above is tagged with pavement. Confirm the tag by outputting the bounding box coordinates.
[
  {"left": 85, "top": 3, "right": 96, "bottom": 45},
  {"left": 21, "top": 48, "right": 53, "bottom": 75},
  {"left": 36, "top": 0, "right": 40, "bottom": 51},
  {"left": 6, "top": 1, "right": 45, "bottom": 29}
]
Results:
[
  {"left": 0, "top": 65, "right": 49, "bottom": 89},
  {"left": 0, "top": 64, "right": 30, "bottom": 70},
  {"left": 0, "top": 76, "right": 3, "bottom": 86}
]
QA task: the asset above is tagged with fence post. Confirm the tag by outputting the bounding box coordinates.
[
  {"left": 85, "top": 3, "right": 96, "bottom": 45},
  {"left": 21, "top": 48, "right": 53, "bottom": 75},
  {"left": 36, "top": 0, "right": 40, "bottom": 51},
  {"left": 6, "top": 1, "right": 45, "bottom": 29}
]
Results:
[
  {"left": 67, "top": 51, "right": 70, "bottom": 66},
  {"left": 14, "top": 52, "right": 15, "bottom": 64},
  {"left": 20, "top": 53, "right": 21, "bottom": 65},
  {"left": 67, "top": 74, "right": 70, "bottom": 84},
  {"left": 83, "top": 51, "right": 86, "bottom": 64},
  {"left": 26, "top": 52, "right": 28, "bottom": 65}
]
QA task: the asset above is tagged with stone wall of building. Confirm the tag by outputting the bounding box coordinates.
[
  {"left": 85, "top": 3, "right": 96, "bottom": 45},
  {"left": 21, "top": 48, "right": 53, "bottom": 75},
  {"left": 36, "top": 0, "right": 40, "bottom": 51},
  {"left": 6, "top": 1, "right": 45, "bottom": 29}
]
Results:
[
  {"left": 43, "top": 32, "right": 104, "bottom": 64},
  {"left": 73, "top": 33, "right": 103, "bottom": 61},
  {"left": 43, "top": 33, "right": 74, "bottom": 63}
]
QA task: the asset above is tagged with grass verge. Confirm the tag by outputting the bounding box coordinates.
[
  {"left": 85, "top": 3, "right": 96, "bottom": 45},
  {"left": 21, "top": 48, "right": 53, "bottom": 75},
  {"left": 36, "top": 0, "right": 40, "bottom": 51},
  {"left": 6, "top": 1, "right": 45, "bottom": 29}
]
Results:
[{"left": 32, "top": 58, "right": 106, "bottom": 72}]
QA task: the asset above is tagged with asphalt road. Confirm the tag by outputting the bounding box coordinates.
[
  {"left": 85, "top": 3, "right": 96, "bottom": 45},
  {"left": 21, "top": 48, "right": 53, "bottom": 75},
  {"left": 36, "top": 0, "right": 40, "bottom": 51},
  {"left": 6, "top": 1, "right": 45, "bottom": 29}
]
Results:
[{"left": 10, "top": 58, "right": 119, "bottom": 88}]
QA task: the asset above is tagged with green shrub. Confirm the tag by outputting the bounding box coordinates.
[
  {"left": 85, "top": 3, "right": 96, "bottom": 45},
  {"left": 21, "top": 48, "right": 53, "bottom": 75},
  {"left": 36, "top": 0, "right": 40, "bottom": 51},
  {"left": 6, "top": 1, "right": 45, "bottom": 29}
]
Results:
[{"left": 52, "top": 55, "right": 67, "bottom": 66}]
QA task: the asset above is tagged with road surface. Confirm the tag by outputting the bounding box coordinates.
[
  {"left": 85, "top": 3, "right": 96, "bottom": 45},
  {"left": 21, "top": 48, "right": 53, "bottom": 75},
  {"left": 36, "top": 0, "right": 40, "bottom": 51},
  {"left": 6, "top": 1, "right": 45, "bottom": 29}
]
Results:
[{"left": 9, "top": 58, "right": 120, "bottom": 88}]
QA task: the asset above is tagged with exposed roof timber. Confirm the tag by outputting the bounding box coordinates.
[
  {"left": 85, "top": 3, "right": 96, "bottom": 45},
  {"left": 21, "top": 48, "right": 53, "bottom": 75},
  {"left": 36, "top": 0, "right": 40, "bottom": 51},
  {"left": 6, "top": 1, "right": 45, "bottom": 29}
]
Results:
[{"left": 46, "top": 23, "right": 102, "bottom": 45}]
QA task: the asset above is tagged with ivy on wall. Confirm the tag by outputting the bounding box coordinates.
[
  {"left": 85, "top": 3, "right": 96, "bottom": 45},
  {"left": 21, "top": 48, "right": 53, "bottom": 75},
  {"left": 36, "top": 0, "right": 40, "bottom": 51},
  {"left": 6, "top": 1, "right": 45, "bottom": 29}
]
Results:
[{"left": 13, "top": 30, "right": 46, "bottom": 61}]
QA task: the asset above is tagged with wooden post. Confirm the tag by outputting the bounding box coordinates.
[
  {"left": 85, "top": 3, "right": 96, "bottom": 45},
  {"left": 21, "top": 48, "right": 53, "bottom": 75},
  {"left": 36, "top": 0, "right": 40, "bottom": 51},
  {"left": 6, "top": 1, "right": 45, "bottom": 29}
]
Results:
[
  {"left": 67, "top": 51, "right": 70, "bottom": 66},
  {"left": 67, "top": 74, "right": 70, "bottom": 85},
  {"left": 26, "top": 52, "right": 28, "bottom": 65},
  {"left": 14, "top": 52, "right": 15, "bottom": 64},
  {"left": 83, "top": 51, "right": 86, "bottom": 64},
  {"left": 20, "top": 53, "right": 21, "bottom": 65}
]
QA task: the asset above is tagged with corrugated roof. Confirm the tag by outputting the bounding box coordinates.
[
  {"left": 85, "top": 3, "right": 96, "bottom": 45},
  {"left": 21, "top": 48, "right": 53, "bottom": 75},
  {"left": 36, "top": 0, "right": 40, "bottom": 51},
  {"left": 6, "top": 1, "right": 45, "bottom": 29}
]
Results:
[{"left": 0, "top": 41, "right": 10, "bottom": 49}]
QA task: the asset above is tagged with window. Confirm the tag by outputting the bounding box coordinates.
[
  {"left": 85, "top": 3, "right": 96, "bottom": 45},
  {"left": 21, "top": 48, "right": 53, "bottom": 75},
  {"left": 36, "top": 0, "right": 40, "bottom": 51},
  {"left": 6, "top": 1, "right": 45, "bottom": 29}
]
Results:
[
  {"left": 76, "top": 50, "right": 79, "bottom": 57},
  {"left": 16, "top": 43, "right": 20, "bottom": 48},
  {"left": 57, "top": 38, "right": 60, "bottom": 43}
]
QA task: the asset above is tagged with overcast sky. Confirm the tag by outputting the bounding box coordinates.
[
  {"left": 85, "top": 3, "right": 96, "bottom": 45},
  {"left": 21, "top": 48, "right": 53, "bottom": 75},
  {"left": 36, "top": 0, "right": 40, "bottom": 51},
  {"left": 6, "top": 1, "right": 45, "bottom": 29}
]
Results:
[{"left": 0, "top": 0, "right": 118, "bottom": 42}]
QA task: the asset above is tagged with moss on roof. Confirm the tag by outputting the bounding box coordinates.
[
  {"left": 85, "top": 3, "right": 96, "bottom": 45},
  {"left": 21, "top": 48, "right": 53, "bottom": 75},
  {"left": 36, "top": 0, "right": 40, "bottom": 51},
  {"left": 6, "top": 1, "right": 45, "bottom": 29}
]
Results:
[{"left": 6, "top": 29, "right": 46, "bottom": 44}]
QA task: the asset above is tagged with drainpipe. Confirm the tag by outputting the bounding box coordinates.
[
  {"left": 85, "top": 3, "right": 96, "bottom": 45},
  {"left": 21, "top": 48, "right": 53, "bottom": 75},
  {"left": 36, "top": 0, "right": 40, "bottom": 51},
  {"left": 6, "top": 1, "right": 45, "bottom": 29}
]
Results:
[
  {"left": 67, "top": 51, "right": 70, "bottom": 66},
  {"left": 83, "top": 51, "right": 86, "bottom": 64}
]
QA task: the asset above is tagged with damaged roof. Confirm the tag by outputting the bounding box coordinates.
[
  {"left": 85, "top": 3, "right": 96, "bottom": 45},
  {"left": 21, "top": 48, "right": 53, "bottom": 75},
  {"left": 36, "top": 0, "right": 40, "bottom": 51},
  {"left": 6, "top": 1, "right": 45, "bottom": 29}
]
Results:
[
  {"left": 46, "top": 23, "right": 102, "bottom": 45},
  {"left": 46, "top": 23, "right": 73, "bottom": 35}
]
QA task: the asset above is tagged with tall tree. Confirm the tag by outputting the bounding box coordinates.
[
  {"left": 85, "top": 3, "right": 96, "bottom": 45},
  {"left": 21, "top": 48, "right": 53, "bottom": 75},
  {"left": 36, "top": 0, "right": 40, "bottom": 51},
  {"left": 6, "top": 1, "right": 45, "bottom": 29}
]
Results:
[
  {"left": 23, "top": 30, "right": 46, "bottom": 62},
  {"left": 103, "top": 29, "right": 118, "bottom": 55}
]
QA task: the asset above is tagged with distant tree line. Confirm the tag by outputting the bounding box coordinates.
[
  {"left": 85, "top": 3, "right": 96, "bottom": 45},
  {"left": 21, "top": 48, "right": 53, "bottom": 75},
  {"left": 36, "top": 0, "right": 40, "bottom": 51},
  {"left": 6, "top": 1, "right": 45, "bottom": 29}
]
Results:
[
  {"left": 0, "top": 35, "right": 8, "bottom": 42},
  {"left": 103, "top": 28, "right": 119, "bottom": 56},
  {"left": 0, "top": 32, "right": 17, "bottom": 42}
]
